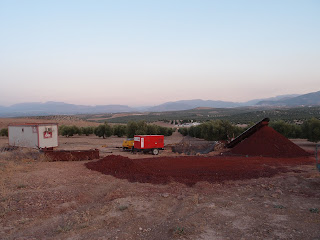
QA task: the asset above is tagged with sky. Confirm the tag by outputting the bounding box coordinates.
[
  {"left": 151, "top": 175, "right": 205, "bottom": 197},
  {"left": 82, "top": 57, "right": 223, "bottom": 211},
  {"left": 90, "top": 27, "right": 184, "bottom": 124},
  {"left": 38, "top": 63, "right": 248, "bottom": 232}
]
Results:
[{"left": 0, "top": 0, "right": 319, "bottom": 107}]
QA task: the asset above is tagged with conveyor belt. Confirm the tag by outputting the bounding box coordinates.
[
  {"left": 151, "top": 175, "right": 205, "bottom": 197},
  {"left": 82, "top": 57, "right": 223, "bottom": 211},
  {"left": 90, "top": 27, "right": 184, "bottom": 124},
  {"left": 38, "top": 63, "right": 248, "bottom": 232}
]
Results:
[{"left": 226, "top": 118, "right": 270, "bottom": 148}]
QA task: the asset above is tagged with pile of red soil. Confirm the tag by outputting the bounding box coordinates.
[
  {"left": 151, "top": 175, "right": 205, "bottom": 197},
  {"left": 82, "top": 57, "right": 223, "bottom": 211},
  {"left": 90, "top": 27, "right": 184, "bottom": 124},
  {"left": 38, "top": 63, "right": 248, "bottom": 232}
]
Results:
[
  {"left": 85, "top": 154, "right": 313, "bottom": 186},
  {"left": 229, "top": 126, "right": 310, "bottom": 158},
  {"left": 44, "top": 149, "right": 99, "bottom": 161}
]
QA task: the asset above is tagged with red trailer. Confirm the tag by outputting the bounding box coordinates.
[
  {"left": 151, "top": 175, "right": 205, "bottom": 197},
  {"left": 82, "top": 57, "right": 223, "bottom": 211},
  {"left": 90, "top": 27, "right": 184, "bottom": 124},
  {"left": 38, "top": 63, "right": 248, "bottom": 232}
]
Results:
[{"left": 133, "top": 135, "right": 164, "bottom": 155}]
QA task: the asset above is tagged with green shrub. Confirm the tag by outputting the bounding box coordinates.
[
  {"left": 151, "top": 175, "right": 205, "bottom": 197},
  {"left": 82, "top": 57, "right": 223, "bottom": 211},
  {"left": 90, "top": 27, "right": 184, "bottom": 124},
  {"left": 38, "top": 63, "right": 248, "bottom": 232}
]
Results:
[
  {"left": 302, "top": 118, "right": 320, "bottom": 143},
  {"left": 80, "top": 126, "right": 95, "bottom": 136},
  {"left": 94, "top": 122, "right": 113, "bottom": 139},
  {"left": 127, "top": 121, "right": 138, "bottom": 138},
  {"left": 269, "top": 120, "right": 302, "bottom": 138},
  {"left": 113, "top": 125, "right": 127, "bottom": 137},
  {"left": 59, "top": 125, "right": 80, "bottom": 137},
  {"left": 178, "top": 127, "right": 188, "bottom": 136},
  {"left": 0, "top": 128, "right": 8, "bottom": 137},
  {"left": 178, "top": 120, "right": 243, "bottom": 141},
  {"left": 126, "top": 120, "right": 173, "bottom": 137}
]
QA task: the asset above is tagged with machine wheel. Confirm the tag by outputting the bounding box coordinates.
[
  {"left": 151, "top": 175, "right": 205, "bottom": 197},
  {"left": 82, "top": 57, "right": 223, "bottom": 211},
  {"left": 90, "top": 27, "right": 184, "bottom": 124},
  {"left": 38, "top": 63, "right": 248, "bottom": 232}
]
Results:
[{"left": 152, "top": 148, "right": 159, "bottom": 155}]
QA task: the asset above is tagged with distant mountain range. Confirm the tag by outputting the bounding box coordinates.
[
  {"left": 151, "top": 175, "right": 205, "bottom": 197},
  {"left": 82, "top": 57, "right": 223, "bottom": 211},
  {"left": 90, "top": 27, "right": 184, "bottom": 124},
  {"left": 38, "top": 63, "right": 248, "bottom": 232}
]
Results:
[
  {"left": 0, "top": 102, "right": 135, "bottom": 117},
  {"left": 256, "top": 91, "right": 320, "bottom": 106},
  {"left": 0, "top": 91, "right": 319, "bottom": 117},
  {"left": 147, "top": 94, "right": 301, "bottom": 112}
]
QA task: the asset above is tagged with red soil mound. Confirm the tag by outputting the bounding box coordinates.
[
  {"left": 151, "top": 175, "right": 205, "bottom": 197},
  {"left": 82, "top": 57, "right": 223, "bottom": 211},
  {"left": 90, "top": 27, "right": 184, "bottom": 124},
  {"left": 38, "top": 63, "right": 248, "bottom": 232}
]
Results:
[
  {"left": 86, "top": 155, "right": 153, "bottom": 182},
  {"left": 85, "top": 155, "right": 313, "bottom": 186},
  {"left": 229, "top": 126, "right": 310, "bottom": 158},
  {"left": 44, "top": 149, "right": 99, "bottom": 161}
]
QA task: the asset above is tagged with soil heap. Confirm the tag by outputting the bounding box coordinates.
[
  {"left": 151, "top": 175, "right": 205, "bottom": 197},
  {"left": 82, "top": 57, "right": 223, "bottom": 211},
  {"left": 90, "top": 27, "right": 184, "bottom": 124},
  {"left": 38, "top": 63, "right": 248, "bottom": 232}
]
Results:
[
  {"left": 85, "top": 154, "right": 312, "bottom": 186},
  {"left": 85, "top": 155, "right": 152, "bottom": 181},
  {"left": 229, "top": 126, "right": 309, "bottom": 158},
  {"left": 85, "top": 126, "right": 311, "bottom": 186}
]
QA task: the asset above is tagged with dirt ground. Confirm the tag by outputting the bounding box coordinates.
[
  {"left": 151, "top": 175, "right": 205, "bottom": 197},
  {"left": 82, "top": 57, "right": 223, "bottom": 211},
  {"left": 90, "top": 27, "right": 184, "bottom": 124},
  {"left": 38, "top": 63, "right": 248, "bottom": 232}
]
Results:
[{"left": 1, "top": 125, "right": 320, "bottom": 239}]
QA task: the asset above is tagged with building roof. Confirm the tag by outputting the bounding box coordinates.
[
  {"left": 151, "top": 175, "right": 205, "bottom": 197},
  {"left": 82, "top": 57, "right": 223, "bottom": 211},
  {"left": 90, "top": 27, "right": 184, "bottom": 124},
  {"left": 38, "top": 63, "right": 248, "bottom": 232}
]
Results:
[{"left": 8, "top": 123, "right": 58, "bottom": 127}]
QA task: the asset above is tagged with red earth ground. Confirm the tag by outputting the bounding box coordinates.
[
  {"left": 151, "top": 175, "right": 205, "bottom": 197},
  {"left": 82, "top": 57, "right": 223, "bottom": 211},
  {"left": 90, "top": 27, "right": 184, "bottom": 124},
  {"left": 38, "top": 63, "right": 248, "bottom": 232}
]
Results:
[
  {"left": 86, "top": 155, "right": 313, "bottom": 187},
  {"left": 86, "top": 124, "right": 312, "bottom": 187}
]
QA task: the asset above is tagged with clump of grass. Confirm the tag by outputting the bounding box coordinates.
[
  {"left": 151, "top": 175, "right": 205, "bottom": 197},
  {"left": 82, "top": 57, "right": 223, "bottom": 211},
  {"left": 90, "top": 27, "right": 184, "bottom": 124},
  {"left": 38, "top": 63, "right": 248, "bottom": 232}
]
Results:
[
  {"left": 309, "top": 208, "right": 319, "bottom": 213},
  {"left": 118, "top": 205, "right": 128, "bottom": 211},
  {"left": 172, "top": 226, "right": 186, "bottom": 237},
  {"left": 17, "top": 184, "right": 27, "bottom": 189},
  {"left": 74, "top": 210, "right": 91, "bottom": 224},
  {"left": 0, "top": 148, "right": 47, "bottom": 178},
  {"left": 78, "top": 224, "right": 89, "bottom": 229},
  {"left": 0, "top": 147, "right": 49, "bottom": 162},
  {"left": 0, "top": 195, "right": 12, "bottom": 217},
  {"left": 273, "top": 205, "right": 285, "bottom": 209},
  {"left": 55, "top": 211, "right": 92, "bottom": 234},
  {"left": 56, "top": 224, "right": 73, "bottom": 233},
  {"left": 55, "top": 217, "right": 75, "bottom": 234}
]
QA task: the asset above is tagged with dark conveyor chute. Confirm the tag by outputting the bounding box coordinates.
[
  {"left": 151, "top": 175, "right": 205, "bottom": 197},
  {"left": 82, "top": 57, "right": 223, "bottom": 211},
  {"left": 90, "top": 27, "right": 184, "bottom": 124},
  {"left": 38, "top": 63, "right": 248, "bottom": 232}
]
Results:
[{"left": 226, "top": 118, "right": 270, "bottom": 148}]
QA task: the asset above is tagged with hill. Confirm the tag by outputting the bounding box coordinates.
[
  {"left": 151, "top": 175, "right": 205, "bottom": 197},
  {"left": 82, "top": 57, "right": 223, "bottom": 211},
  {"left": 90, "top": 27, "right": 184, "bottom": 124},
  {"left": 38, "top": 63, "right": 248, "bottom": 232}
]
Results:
[
  {"left": 2, "top": 92, "right": 320, "bottom": 117},
  {"left": 257, "top": 91, "right": 320, "bottom": 106},
  {"left": 147, "top": 94, "right": 300, "bottom": 111},
  {"left": 147, "top": 99, "right": 240, "bottom": 112},
  {"left": 0, "top": 102, "right": 134, "bottom": 117}
]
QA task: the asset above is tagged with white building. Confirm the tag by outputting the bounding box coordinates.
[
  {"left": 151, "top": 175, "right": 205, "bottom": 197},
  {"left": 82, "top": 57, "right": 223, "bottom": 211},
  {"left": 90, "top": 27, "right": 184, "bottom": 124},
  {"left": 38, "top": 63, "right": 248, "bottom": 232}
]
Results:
[
  {"left": 176, "top": 122, "right": 201, "bottom": 128},
  {"left": 8, "top": 123, "right": 58, "bottom": 149}
]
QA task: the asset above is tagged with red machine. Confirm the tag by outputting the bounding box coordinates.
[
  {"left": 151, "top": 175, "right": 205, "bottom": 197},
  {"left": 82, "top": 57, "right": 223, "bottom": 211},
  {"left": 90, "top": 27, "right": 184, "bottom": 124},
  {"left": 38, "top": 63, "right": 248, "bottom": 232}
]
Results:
[{"left": 133, "top": 135, "right": 164, "bottom": 155}]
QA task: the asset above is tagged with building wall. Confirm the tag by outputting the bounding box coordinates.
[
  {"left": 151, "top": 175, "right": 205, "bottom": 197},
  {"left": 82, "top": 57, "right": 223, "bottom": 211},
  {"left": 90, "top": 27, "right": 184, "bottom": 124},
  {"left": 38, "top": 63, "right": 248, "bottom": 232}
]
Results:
[
  {"left": 38, "top": 125, "right": 58, "bottom": 148},
  {"left": 8, "top": 126, "right": 38, "bottom": 148}
]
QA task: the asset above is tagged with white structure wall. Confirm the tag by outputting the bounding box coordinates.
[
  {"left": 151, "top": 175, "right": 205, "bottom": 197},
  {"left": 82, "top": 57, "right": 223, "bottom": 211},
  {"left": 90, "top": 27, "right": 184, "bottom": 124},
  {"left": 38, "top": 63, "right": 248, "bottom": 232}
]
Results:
[
  {"left": 9, "top": 125, "right": 38, "bottom": 148},
  {"left": 8, "top": 123, "right": 58, "bottom": 149},
  {"left": 38, "top": 125, "right": 58, "bottom": 148}
]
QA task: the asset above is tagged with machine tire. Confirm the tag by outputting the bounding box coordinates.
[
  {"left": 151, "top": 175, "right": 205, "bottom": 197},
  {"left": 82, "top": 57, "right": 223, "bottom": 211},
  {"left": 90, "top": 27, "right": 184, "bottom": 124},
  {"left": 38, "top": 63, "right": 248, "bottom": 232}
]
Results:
[{"left": 152, "top": 148, "right": 159, "bottom": 155}]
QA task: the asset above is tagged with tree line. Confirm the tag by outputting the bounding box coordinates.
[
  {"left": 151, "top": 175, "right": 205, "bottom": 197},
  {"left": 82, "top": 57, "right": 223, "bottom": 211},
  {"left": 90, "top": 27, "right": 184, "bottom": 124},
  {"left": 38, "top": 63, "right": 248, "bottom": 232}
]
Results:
[
  {"left": 269, "top": 118, "right": 320, "bottom": 142},
  {"left": 1, "top": 118, "right": 319, "bottom": 143},
  {"left": 178, "top": 118, "right": 320, "bottom": 143},
  {"left": 59, "top": 121, "right": 174, "bottom": 138},
  {"left": 178, "top": 120, "right": 243, "bottom": 141}
]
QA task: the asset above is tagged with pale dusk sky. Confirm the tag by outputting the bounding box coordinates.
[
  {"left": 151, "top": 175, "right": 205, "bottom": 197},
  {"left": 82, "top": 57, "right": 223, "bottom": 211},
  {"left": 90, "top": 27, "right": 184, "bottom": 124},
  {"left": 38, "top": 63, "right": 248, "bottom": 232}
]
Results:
[{"left": 0, "top": 0, "right": 319, "bottom": 107}]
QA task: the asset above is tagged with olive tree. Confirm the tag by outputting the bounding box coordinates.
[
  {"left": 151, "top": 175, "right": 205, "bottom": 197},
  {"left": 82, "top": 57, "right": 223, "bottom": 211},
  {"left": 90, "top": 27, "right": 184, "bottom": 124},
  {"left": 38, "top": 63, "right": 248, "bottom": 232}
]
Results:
[
  {"left": 0, "top": 128, "right": 8, "bottom": 137},
  {"left": 113, "top": 124, "right": 127, "bottom": 137},
  {"left": 302, "top": 118, "right": 320, "bottom": 143},
  {"left": 94, "top": 122, "right": 113, "bottom": 139}
]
